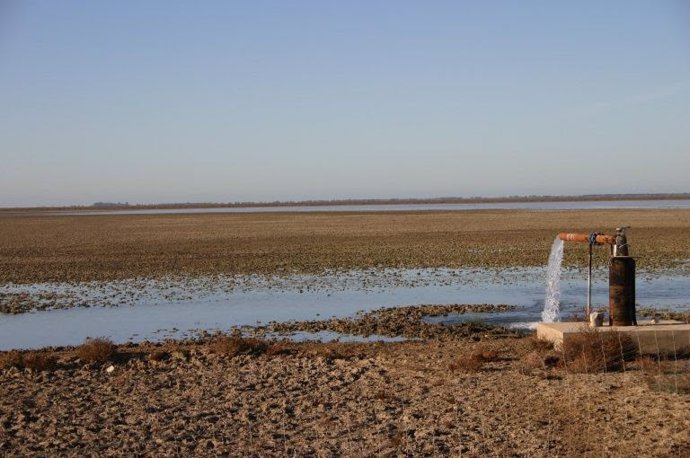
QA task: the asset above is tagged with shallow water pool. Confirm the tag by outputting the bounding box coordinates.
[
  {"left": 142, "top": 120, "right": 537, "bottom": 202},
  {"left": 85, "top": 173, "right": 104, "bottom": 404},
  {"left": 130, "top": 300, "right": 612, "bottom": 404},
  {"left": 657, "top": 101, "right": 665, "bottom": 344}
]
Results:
[{"left": 1, "top": 267, "right": 688, "bottom": 350}]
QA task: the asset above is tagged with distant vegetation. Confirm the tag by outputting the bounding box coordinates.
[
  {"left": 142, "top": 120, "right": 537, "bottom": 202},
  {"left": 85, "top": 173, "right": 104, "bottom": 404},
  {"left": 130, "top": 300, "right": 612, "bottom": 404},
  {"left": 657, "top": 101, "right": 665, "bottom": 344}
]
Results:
[
  {"left": 2, "top": 193, "right": 690, "bottom": 212},
  {"left": 91, "top": 202, "right": 130, "bottom": 208}
]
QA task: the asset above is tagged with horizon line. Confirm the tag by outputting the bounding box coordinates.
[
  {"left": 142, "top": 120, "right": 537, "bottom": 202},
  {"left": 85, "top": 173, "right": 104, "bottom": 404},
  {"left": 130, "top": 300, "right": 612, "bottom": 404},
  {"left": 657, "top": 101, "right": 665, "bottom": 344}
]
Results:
[{"left": 2, "top": 192, "right": 690, "bottom": 212}]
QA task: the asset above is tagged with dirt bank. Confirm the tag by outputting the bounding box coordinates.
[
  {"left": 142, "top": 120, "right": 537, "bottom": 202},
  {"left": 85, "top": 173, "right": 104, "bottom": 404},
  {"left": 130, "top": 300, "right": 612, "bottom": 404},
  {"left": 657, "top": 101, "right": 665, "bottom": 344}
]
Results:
[
  {"left": 1, "top": 336, "right": 688, "bottom": 456},
  {"left": 1, "top": 307, "right": 689, "bottom": 457}
]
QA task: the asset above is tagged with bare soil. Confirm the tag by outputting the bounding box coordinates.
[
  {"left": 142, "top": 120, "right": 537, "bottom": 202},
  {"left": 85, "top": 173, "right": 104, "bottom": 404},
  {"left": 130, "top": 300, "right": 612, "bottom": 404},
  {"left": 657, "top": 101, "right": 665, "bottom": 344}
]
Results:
[
  {"left": 1, "top": 209, "right": 689, "bottom": 284},
  {"left": 1, "top": 329, "right": 688, "bottom": 457}
]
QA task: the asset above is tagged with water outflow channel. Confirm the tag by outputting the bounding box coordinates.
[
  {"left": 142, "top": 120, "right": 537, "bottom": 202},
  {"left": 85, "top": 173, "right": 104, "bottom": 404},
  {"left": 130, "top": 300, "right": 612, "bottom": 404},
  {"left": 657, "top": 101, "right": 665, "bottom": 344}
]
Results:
[{"left": 1, "top": 268, "right": 688, "bottom": 350}]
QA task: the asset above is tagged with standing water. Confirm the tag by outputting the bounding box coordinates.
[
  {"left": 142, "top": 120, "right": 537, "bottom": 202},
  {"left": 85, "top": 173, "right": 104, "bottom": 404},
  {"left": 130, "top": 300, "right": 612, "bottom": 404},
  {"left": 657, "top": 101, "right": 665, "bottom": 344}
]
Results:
[{"left": 542, "top": 237, "right": 564, "bottom": 322}]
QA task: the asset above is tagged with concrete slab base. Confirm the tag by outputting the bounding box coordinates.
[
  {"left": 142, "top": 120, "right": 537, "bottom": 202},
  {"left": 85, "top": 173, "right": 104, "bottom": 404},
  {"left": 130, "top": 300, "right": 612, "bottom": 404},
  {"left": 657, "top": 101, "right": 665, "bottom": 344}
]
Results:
[{"left": 536, "top": 320, "right": 690, "bottom": 354}]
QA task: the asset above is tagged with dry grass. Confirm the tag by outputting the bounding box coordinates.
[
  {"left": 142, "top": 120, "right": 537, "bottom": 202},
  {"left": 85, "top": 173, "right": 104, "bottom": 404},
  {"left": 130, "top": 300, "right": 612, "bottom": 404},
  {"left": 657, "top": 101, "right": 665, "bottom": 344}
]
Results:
[
  {"left": 0, "top": 209, "right": 688, "bottom": 283},
  {"left": 0, "top": 350, "right": 57, "bottom": 371},
  {"left": 645, "top": 372, "right": 690, "bottom": 394},
  {"left": 264, "top": 342, "right": 297, "bottom": 357},
  {"left": 519, "top": 351, "right": 548, "bottom": 374},
  {"left": 636, "top": 355, "right": 690, "bottom": 394},
  {"left": 21, "top": 352, "right": 58, "bottom": 371},
  {"left": 210, "top": 336, "right": 268, "bottom": 356},
  {"left": 449, "top": 346, "right": 500, "bottom": 373},
  {"left": 638, "top": 357, "right": 690, "bottom": 394},
  {"left": 527, "top": 335, "right": 555, "bottom": 352},
  {"left": 561, "top": 329, "right": 637, "bottom": 373},
  {"left": 518, "top": 342, "right": 562, "bottom": 375},
  {"left": 449, "top": 354, "right": 484, "bottom": 373},
  {"left": 148, "top": 350, "right": 169, "bottom": 362},
  {"left": 76, "top": 337, "right": 116, "bottom": 363},
  {"left": 477, "top": 349, "right": 499, "bottom": 362},
  {"left": 0, "top": 351, "right": 24, "bottom": 369}
]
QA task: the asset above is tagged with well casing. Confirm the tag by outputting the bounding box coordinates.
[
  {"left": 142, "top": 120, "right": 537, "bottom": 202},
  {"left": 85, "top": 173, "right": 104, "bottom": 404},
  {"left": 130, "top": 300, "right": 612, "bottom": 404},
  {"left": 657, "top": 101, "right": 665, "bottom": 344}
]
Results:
[{"left": 609, "top": 256, "right": 636, "bottom": 326}]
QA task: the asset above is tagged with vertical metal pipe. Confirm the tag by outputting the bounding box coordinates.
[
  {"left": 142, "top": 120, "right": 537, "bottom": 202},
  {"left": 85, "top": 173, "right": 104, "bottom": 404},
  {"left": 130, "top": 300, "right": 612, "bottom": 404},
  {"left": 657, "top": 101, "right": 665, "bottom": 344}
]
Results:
[
  {"left": 609, "top": 256, "right": 636, "bottom": 326},
  {"left": 587, "top": 243, "right": 592, "bottom": 318}
]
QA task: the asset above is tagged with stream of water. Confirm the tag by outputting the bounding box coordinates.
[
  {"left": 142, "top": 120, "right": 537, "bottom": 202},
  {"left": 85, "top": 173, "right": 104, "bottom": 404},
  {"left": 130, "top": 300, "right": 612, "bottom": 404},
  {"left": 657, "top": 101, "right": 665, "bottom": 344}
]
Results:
[{"left": 542, "top": 238, "right": 565, "bottom": 322}]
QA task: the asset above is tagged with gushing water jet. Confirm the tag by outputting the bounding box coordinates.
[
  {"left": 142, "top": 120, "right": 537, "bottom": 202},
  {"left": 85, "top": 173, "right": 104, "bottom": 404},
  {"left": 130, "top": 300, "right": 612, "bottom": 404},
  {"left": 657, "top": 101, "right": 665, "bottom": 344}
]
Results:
[{"left": 542, "top": 238, "right": 564, "bottom": 323}]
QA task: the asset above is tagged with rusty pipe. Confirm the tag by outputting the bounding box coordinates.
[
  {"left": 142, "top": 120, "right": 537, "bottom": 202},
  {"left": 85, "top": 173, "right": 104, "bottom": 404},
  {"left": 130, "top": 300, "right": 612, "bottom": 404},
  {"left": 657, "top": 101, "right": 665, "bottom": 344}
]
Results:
[{"left": 558, "top": 232, "right": 616, "bottom": 245}]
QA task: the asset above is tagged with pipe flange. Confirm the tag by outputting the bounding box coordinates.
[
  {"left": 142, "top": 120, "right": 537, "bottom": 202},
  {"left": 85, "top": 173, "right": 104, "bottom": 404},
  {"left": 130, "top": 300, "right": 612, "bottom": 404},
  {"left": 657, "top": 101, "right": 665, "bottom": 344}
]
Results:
[{"left": 588, "top": 231, "right": 599, "bottom": 246}]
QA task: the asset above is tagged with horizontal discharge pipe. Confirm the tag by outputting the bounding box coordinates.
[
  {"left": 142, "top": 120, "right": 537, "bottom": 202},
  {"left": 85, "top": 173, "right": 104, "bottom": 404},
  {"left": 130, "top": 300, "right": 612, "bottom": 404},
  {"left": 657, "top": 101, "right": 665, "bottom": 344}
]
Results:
[{"left": 558, "top": 232, "right": 616, "bottom": 245}]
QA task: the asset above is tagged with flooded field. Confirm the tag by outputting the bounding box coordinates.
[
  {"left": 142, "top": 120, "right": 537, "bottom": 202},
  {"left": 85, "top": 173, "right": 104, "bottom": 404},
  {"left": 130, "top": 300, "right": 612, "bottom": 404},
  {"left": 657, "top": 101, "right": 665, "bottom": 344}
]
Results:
[
  {"left": 1, "top": 208, "right": 688, "bottom": 350},
  {"left": 1, "top": 267, "right": 688, "bottom": 350}
]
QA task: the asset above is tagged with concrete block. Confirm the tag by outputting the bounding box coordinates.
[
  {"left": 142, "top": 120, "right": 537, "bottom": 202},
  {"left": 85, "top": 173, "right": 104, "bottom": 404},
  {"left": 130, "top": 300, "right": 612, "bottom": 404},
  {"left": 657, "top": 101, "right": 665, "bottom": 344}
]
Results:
[{"left": 536, "top": 320, "right": 690, "bottom": 354}]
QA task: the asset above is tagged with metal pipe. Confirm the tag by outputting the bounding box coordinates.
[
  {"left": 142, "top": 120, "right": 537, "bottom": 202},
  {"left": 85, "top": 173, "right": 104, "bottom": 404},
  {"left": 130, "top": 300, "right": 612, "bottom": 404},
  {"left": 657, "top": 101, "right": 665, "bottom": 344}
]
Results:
[
  {"left": 614, "top": 226, "right": 629, "bottom": 256},
  {"left": 609, "top": 256, "right": 636, "bottom": 326},
  {"left": 587, "top": 243, "right": 592, "bottom": 317},
  {"left": 557, "top": 227, "right": 636, "bottom": 326},
  {"left": 558, "top": 232, "right": 616, "bottom": 245}
]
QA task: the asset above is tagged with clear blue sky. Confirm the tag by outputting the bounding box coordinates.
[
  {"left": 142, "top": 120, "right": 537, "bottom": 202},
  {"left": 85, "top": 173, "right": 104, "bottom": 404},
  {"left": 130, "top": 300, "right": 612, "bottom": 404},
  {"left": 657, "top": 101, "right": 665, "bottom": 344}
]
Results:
[{"left": 1, "top": 1, "right": 689, "bottom": 206}]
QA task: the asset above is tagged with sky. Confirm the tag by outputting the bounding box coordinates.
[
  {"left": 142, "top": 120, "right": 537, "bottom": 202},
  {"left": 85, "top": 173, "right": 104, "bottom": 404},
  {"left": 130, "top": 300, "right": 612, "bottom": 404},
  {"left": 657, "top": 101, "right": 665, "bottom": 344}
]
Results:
[{"left": 1, "top": 1, "right": 689, "bottom": 207}]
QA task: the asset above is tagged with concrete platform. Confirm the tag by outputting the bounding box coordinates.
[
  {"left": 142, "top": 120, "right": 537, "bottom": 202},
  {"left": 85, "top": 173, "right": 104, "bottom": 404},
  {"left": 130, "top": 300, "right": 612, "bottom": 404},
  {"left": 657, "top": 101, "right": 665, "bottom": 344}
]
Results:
[{"left": 537, "top": 320, "right": 690, "bottom": 354}]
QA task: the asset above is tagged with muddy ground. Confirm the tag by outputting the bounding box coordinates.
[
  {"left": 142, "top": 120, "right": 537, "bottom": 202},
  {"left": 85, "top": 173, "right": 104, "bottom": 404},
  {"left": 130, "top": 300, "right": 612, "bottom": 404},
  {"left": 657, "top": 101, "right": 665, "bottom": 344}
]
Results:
[
  {"left": 2, "top": 304, "right": 690, "bottom": 457},
  {"left": 1, "top": 327, "right": 689, "bottom": 457},
  {"left": 1, "top": 209, "right": 689, "bottom": 284}
]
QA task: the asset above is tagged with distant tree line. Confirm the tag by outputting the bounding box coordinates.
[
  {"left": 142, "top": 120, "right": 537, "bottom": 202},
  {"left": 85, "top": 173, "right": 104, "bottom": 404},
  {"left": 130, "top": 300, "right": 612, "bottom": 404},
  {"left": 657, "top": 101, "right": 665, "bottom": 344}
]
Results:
[
  {"left": 90, "top": 193, "right": 690, "bottom": 209},
  {"left": 91, "top": 202, "right": 130, "bottom": 208},
  {"left": 2, "top": 193, "right": 690, "bottom": 212}
]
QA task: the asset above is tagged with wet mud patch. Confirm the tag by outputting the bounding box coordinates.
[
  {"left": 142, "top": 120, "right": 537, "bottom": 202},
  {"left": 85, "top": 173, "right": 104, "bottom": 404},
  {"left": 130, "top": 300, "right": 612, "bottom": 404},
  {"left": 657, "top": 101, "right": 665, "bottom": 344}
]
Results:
[{"left": 249, "top": 303, "right": 517, "bottom": 341}]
